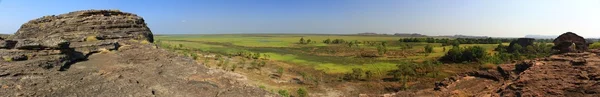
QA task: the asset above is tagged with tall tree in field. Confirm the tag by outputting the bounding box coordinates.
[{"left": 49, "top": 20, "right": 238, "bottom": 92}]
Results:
[
  {"left": 323, "top": 39, "right": 331, "bottom": 44},
  {"left": 299, "top": 37, "right": 305, "bottom": 44},
  {"left": 424, "top": 45, "right": 434, "bottom": 53}
]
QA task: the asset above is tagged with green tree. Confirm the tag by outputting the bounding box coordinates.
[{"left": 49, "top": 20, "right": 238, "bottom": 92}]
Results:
[
  {"left": 424, "top": 45, "right": 434, "bottom": 53},
  {"left": 525, "top": 45, "right": 536, "bottom": 54},
  {"left": 299, "top": 37, "right": 305, "bottom": 44},
  {"left": 323, "top": 39, "right": 331, "bottom": 44},
  {"left": 365, "top": 70, "right": 373, "bottom": 79},
  {"left": 387, "top": 63, "right": 416, "bottom": 80},
  {"left": 511, "top": 44, "right": 523, "bottom": 53},
  {"left": 306, "top": 39, "right": 312, "bottom": 44},
  {"left": 494, "top": 43, "right": 506, "bottom": 52},
  {"left": 297, "top": 88, "right": 308, "bottom": 97}
]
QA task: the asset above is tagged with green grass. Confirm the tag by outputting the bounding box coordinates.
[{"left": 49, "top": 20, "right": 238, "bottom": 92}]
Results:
[{"left": 156, "top": 34, "right": 502, "bottom": 74}]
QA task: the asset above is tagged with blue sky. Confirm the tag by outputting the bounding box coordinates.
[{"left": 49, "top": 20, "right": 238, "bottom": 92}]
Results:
[{"left": 0, "top": 0, "right": 599, "bottom": 37}]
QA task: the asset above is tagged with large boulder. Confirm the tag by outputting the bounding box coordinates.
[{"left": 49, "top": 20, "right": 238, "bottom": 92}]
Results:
[
  {"left": 553, "top": 32, "right": 587, "bottom": 53},
  {"left": 9, "top": 10, "right": 153, "bottom": 42},
  {"left": 0, "top": 10, "right": 274, "bottom": 96}
]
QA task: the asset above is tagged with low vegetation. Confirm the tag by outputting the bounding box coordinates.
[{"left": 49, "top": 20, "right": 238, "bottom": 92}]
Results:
[{"left": 155, "top": 34, "right": 555, "bottom": 95}]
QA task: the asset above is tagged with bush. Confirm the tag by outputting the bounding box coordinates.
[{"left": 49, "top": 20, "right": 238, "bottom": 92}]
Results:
[
  {"left": 343, "top": 68, "right": 364, "bottom": 81},
  {"left": 278, "top": 90, "right": 290, "bottom": 97},
  {"left": 297, "top": 88, "right": 308, "bottom": 97},
  {"left": 440, "top": 46, "right": 487, "bottom": 63},
  {"left": 387, "top": 63, "right": 416, "bottom": 80},
  {"left": 590, "top": 42, "right": 600, "bottom": 49},
  {"left": 424, "top": 45, "right": 434, "bottom": 53}
]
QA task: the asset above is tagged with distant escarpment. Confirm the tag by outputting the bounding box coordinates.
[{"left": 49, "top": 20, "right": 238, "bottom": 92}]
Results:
[{"left": 0, "top": 10, "right": 274, "bottom": 96}]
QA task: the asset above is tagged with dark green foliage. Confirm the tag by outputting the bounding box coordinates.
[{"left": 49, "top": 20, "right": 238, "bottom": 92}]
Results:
[
  {"left": 400, "top": 37, "right": 509, "bottom": 45},
  {"left": 387, "top": 63, "right": 416, "bottom": 80},
  {"left": 299, "top": 37, "right": 305, "bottom": 44},
  {"left": 297, "top": 88, "right": 308, "bottom": 97},
  {"left": 323, "top": 38, "right": 331, "bottom": 44},
  {"left": 511, "top": 44, "right": 523, "bottom": 53},
  {"left": 424, "top": 45, "right": 434, "bottom": 53},
  {"left": 278, "top": 90, "right": 290, "bottom": 97},
  {"left": 488, "top": 43, "right": 553, "bottom": 63},
  {"left": 365, "top": 70, "right": 373, "bottom": 79},
  {"left": 440, "top": 46, "right": 487, "bottom": 63},
  {"left": 377, "top": 43, "right": 388, "bottom": 55},
  {"left": 343, "top": 68, "right": 364, "bottom": 81}
]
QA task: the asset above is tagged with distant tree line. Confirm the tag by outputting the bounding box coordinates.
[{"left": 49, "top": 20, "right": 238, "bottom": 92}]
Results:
[{"left": 399, "top": 38, "right": 514, "bottom": 46}]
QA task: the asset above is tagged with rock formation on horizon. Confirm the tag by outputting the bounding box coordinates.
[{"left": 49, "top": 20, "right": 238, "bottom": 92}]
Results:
[
  {"left": 553, "top": 32, "right": 588, "bottom": 53},
  {"left": 0, "top": 10, "right": 274, "bottom": 96},
  {"left": 383, "top": 32, "right": 600, "bottom": 97}
]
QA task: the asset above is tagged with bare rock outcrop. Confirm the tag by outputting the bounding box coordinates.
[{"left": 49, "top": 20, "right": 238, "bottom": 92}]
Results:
[
  {"left": 0, "top": 10, "right": 275, "bottom": 97},
  {"left": 553, "top": 32, "right": 588, "bottom": 53}
]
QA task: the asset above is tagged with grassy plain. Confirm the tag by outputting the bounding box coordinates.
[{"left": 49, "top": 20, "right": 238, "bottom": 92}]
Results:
[
  {"left": 156, "top": 34, "right": 500, "bottom": 74},
  {"left": 155, "top": 34, "right": 504, "bottom": 95}
]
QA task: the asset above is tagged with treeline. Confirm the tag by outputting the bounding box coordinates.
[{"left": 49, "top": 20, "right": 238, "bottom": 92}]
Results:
[
  {"left": 399, "top": 37, "right": 513, "bottom": 44},
  {"left": 439, "top": 43, "right": 553, "bottom": 64}
]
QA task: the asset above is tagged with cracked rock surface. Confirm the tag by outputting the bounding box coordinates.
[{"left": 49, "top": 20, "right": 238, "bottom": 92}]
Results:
[{"left": 0, "top": 10, "right": 276, "bottom": 97}]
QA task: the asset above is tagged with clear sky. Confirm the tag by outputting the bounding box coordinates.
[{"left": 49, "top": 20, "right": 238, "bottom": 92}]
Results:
[{"left": 0, "top": 0, "right": 599, "bottom": 37}]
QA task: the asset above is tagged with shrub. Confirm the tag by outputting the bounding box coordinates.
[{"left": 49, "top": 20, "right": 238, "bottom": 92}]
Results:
[
  {"left": 297, "top": 88, "right": 308, "bottom": 97},
  {"left": 424, "top": 45, "right": 434, "bottom": 53},
  {"left": 343, "top": 68, "right": 364, "bottom": 81},
  {"left": 440, "top": 46, "right": 487, "bottom": 63},
  {"left": 278, "top": 90, "right": 290, "bottom": 97},
  {"left": 590, "top": 42, "right": 600, "bottom": 49}
]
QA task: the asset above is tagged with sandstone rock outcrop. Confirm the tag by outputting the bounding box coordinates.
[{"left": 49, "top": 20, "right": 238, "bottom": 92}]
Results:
[
  {"left": 553, "top": 32, "right": 588, "bottom": 53},
  {"left": 0, "top": 10, "right": 275, "bottom": 96}
]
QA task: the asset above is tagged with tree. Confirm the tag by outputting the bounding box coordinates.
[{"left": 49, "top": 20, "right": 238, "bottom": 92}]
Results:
[
  {"left": 424, "top": 45, "right": 434, "bottom": 53},
  {"left": 511, "top": 44, "right": 523, "bottom": 53},
  {"left": 494, "top": 43, "right": 506, "bottom": 52},
  {"left": 387, "top": 63, "right": 416, "bottom": 80},
  {"left": 297, "top": 88, "right": 308, "bottom": 97},
  {"left": 365, "top": 70, "right": 373, "bottom": 79},
  {"left": 306, "top": 39, "right": 312, "bottom": 44},
  {"left": 343, "top": 68, "right": 364, "bottom": 81},
  {"left": 440, "top": 46, "right": 487, "bottom": 63},
  {"left": 451, "top": 41, "right": 460, "bottom": 47},
  {"left": 299, "top": 37, "right": 305, "bottom": 44},
  {"left": 323, "top": 39, "right": 331, "bottom": 44},
  {"left": 351, "top": 68, "right": 363, "bottom": 80},
  {"left": 525, "top": 45, "right": 536, "bottom": 54}
]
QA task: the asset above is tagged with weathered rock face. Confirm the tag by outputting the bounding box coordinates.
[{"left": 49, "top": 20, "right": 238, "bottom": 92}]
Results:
[
  {"left": 553, "top": 32, "right": 588, "bottom": 53},
  {"left": 0, "top": 10, "right": 275, "bottom": 96},
  {"left": 9, "top": 10, "right": 153, "bottom": 42},
  {"left": 508, "top": 38, "right": 535, "bottom": 53}
]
